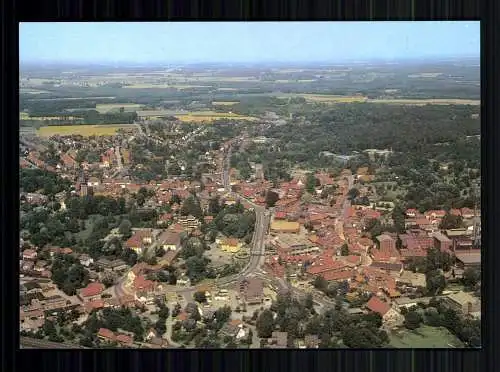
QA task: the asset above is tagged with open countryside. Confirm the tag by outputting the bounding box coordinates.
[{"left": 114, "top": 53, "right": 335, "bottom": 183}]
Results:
[{"left": 37, "top": 124, "right": 135, "bottom": 137}]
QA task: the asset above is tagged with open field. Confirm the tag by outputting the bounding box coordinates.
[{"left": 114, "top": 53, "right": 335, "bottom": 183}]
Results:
[
  {"left": 289, "top": 94, "right": 480, "bottom": 106},
  {"left": 37, "top": 124, "right": 136, "bottom": 137},
  {"left": 408, "top": 72, "right": 444, "bottom": 78},
  {"left": 369, "top": 98, "right": 480, "bottom": 105},
  {"left": 274, "top": 79, "right": 317, "bottom": 83},
  {"left": 389, "top": 325, "right": 464, "bottom": 348},
  {"left": 298, "top": 94, "right": 368, "bottom": 103},
  {"left": 211, "top": 101, "right": 240, "bottom": 106},
  {"left": 174, "top": 111, "right": 257, "bottom": 123},
  {"left": 95, "top": 103, "right": 144, "bottom": 113},
  {"left": 216, "top": 87, "right": 239, "bottom": 91},
  {"left": 137, "top": 110, "right": 180, "bottom": 117}
]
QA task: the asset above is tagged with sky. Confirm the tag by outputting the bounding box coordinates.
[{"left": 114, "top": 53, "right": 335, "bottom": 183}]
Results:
[{"left": 19, "top": 22, "right": 480, "bottom": 65}]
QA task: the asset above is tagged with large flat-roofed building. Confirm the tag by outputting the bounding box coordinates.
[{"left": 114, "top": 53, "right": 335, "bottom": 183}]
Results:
[
  {"left": 455, "top": 251, "right": 481, "bottom": 269},
  {"left": 270, "top": 220, "right": 300, "bottom": 234}
]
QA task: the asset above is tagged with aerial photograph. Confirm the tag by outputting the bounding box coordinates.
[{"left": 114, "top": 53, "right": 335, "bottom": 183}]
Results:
[{"left": 19, "top": 21, "right": 480, "bottom": 349}]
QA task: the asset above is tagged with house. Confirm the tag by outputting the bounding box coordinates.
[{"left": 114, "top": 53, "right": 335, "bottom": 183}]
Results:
[
  {"left": 79, "top": 254, "right": 94, "bottom": 267},
  {"left": 115, "top": 333, "right": 134, "bottom": 347},
  {"left": 176, "top": 276, "right": 191, "bottom": 287},
  {"left": 22, "top": 249, "right": 37, "bottom": 261},
  {"left": 78, "top": 282, "right": 105, "bottom": 302},
  {"left": 97, "top": 328, "right": 116, "bottom": 343},
  {"left": 157, "top": 230, "right": 181, "bottom": 251},
  {"left": 376, "top": 234, "right": 396, "bottom": 251},
  {"left": 393, "top": 296, "right": 432, "bottom": 310},
  {"left": 365, "top": 296, "right": 403, "bottom": 327},
  {"left": 125, "top": 230, "right": 154, "bottom": 255},
  {"left": 432, "top": 232, "right": 452, "bottom": 252},
  {"left": 219, "top": 238, "right": 243, "bottom": 253},
  {"left": 87, "top": 177, "right": 100, "bottom": 187},
  {"left": 238, "top": 277, "right": 264, "bottom": 305},
  {"left": 85, "top": 299, "right": 105, "bottom": 313},
  {"left": 220, "top": 319, "right": 246, "bottom": 339},
  {"left": 443, "top": 291, "right": 481, "bottom": 315},
  {"left": 455, "top": 252, "right": 481, "bottom": 269}
]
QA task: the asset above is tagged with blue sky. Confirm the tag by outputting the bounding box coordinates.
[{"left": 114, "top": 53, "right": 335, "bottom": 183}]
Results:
[{"left": 19, "top": 22, "right": 480, "bottom": 64}]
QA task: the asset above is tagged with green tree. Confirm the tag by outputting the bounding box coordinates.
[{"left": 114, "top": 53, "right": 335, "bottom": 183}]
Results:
[
  {"left": 426, "top": 269, "right": 446, "bottom": 295},
  {"left": 256, "top": 309, "right": 275, "bottom": 338},
  {"left": 340, "top": 243, "right": 349, "bottom": 256},
  {"left": 265, "top": 190, "right": 279, "bottom": 208},
  {"left": 193, "top": 291, "right": 207, "bottom": 303},
  {"left": 462, "top": 267, "right": 481, "bottom": 289},
  {"left": 118, "top": 219, "right": 132, "bottom": 238},
  {"left": 403, "top": 311, "right": 422, "bottom": 330}
]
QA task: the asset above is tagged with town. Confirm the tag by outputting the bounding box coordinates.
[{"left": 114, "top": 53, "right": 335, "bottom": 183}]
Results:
[{"left": 19, "top": 24, "right": 481, "bottom": 350}]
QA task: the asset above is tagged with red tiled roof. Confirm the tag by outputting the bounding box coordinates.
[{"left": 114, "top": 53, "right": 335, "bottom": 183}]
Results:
[
  {"left": 80, "top": 282, "right": 104, "bottom": 297},
  {"left": 321, "top": 270, "right": 354, "bottom": 281},
  {"left": 365, "top": 296, "right": 391, "bottom": 316},
  {"left": 85, "top": 300, "right": 105, "bottom": 312},
  {"left": 116, "top": 334, "right": 133, "bottom": 345},
  {"left": 98, "top": 328, "right": 115, "bottom": 340}
]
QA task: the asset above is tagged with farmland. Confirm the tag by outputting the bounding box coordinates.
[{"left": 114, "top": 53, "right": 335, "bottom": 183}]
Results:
[
  {"left": 174, "top": 111, "right": 257, "bottom": 123},
  {"left": 36, "top": 124, "right": 135, "bottom": 137},
  {"left": 95, "top": 103, "right": 144, "bottom": 113},
  {"left": 292, "top": 94, "right": 480, "bottom": 106},
  {"left": 211, "top": 101, "right": 240, "bottom": 106}
]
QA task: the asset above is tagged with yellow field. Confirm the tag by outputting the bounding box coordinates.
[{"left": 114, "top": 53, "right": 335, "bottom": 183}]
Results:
[
  {"left": 211, "top": 101, "right": 239, "bottom": 106},
  {"left": 299, "top": 94, "right": 368, "bottom": 103},
  {"left": 174, "top": 111, "right": 257, "bottom": 123},
  {"left": 96, "top": 103, "right": 144, "bottom": 113},
  {"left": 369, "top": 98, "right": 480, "bottom": 105},
  {"left": 37, "top": 124, "right": 135, "bottom": 137},
  {"left": 295, "top": 94, "right": 480, "bottom": 106}
]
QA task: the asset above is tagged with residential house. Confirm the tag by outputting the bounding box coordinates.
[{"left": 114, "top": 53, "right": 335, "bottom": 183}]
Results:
[
  {"left": 365, "top": 296, "right": 403, "bottom": 328},
  {"left": 87, "top": 177, "right": 100, "bottom": 187},
  {"left": 97, "top": 327, "right": 116, "bottom": 343},
  {"left": 22, "top": 249, "right": 37, "bottom": 261},
  {"left": 176, "top": 276, "right": 191, "bottom": 287},
  {"left": 393, "top": 296, "right": 432, "bottom": 311},
  {"left": 220, "top": 319, "right": 247, "bottom": 340},
  {"left": 455, "top": 252, "right": 481, "bottom": 269},
  {"left": 125, "top": 229, "right": 154, "bottom": 255},
  {"left": 433, "top": 232, "right": 452, "bottom": 252},
  {"left": 157, "top": 230, "right": 181, "bottom": 251},
  {"left": 443, "top": 291, "right": 481, "bottom": 315},
  {"left": 219, "top": 238, "right": 243, "bottom": 253},
  {"left": 78, "top": 282, "right": 105, "bottom": 302},
  {"left": 79, "top": 254, "right": 94, "bottom": 267}
]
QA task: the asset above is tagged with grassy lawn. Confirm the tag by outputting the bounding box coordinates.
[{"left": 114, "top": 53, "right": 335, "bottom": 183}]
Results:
[{"left": 389, "top": 325, "right": 464, "bottom": 348}]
